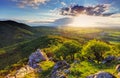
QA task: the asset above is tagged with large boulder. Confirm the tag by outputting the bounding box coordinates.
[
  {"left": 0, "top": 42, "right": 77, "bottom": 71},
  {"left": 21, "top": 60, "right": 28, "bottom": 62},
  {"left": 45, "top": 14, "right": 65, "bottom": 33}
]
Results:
[
  {"left": 86, "top": 71, "right": 116, "bottom": 78},
  {"left": 50, "top": 60, "right": 70, "bottom": 78},
  {"left": 28, "top": 49, "right": 49, "bottom": 68},
  {"left": 102, "top": 56, "right": 115, "bottom": 64}
]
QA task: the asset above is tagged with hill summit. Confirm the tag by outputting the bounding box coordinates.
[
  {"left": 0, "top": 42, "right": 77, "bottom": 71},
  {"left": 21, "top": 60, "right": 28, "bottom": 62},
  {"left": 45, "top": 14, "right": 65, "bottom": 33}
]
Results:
[{"left": 0, "top": 20, "right": 34, "bottom": 47}]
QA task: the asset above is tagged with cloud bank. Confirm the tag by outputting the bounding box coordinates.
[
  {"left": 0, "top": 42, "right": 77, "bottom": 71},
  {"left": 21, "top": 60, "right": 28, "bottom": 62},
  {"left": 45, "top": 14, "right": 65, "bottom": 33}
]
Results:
[
  {"left": 12, "top": 0, "right": 49, "bottom": 8},
  {"left": 25, "top": 17, "right": 73, "bottom": 26},
  {"left": 23, "top": 13, "right": 120, "bottom": 27},
  {"left": 60, "top": 4, "right": 114, "bottom": 16}
]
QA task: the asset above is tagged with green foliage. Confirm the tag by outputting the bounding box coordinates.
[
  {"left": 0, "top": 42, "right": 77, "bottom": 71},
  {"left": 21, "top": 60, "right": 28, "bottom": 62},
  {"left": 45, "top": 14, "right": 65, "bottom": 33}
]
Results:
[
  {"left": 105, "top": 44, "right": 120, "bottom": 57},
  {"left": 68, "top": 61, "right": 118, "bottom": 78},
  {"left": 82, "top": 40, "right": 111, "bottom": 63},
  {"left": 39, "top": 61, "right": 54, "bottom": 77},
  {"left": 54, "top": 40, "right": 82, "bottom": 61}
]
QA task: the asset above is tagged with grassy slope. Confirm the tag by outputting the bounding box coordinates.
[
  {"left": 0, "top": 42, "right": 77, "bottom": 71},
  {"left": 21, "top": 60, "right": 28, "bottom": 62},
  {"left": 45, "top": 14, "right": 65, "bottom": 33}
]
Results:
[
  {"left": 0, "top": 35, "right": 68, "bottom": 77},
  {"left": 69, "top": 61, "right": 120, "bottom": 78}
]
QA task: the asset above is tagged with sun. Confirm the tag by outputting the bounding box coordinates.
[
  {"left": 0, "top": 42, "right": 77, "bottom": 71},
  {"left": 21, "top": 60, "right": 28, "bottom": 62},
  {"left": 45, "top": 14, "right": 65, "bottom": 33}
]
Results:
[{"left": 67, "top": 15, "right": 100, "bottom": 27}]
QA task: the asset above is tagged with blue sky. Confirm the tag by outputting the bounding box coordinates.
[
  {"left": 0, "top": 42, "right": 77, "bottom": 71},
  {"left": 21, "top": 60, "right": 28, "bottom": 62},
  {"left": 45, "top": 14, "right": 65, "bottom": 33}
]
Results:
[{"left": 0, "top": 0, "right": 120, "bottom": 27}]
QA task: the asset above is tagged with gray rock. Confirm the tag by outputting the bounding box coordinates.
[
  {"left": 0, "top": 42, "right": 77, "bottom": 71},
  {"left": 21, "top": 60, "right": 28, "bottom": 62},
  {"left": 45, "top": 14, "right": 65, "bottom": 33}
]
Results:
[
  {"left": 94, "top": 71, "right": 116, "bottom": 78},
  {"left": 50, "top": 61, "right": 70, "bottom": 78},
  {"left": 86, "top": 71, "right": 116, "bottom": 78},
  {"left": 86, "top": 75, "right": 95, "bottom": 78},
  {"left": 28, "top": 49, "right": 48, "bottom": 68},
  {"left": 102, "top": 56, "right": 115, "bottom": 64}
]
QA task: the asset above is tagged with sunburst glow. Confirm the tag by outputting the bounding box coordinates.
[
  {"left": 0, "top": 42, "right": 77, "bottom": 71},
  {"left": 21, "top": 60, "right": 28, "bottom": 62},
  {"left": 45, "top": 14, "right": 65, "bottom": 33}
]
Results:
[
  {"left": 67, "top": 15, "right": 102, "bottom": 27},
  {"left": 67, "top": 14, "right": 120, "bottom": 27}
]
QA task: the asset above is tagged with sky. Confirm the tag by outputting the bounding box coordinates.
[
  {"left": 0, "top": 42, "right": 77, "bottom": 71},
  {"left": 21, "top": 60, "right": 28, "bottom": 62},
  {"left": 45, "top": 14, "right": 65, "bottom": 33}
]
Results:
[{"left": 0, "top": 0, "right": 120, "bottom": 27}]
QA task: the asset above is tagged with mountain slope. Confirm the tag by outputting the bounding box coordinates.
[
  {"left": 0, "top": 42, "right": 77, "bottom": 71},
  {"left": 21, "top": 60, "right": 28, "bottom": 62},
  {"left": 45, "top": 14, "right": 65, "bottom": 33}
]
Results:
[
  {"left": 0, "top": 35, "right": 68, "bottom": 68},
  {"left": 0, "top": 20, "right": 34, "bottom": 47}
]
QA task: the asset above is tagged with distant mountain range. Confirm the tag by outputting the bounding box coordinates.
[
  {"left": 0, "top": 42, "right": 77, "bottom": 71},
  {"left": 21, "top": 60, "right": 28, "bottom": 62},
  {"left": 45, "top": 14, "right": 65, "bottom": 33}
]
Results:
[{"left": 0, "top": 20, "right": 34, "bottom": 48}]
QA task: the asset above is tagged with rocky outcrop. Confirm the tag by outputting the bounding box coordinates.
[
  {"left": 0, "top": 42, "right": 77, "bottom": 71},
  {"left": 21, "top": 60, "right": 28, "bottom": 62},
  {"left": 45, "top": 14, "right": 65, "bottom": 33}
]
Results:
[
  {"left": 86, "top": 71, "right": 116, "bottom": 78},
  {"left": 28, "top": 49, "right": 48, "bottom": 69},
  {"left": 6, "top": 49, "right": 48, "bottom": 78},
  {"left": 50, "top": 60, "right": 70, "bottom": 78},
  {"left": 15, "top": 65, "right": 34, "bottom": 78},
  {"left": 6, "top": 65, "right": 34, "bottom": 78},
  {"left": 102, "top": 56, "right": 115, "bottom": 64}
]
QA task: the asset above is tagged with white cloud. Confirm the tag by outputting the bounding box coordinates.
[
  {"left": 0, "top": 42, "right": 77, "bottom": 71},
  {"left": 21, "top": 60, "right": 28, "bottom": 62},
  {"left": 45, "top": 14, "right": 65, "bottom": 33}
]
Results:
[
  {"left": 61, "top": 2, "right": 66, "bottom": 6},
  {"left": 12, "top": 0, "right": 49, "bottom": 8}
]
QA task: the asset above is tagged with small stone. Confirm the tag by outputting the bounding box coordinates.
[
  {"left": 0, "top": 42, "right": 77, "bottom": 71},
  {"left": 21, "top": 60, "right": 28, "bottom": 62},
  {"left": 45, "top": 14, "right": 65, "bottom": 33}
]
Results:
[
  {"left": 116, "top": 64, "right": 120, "bottom": 72},
  {"left": 86, "top": 74, "right": 95, "bottom": 78}
]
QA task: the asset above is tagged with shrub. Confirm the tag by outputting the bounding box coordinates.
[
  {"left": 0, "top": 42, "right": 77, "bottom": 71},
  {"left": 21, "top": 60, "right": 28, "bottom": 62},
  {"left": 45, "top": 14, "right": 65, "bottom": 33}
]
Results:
[
  {"left": 82, "top": 40, "right": 111, "bottom": 63},
  {"left": 54, "top": 40, "right": 82, "bottom": 61}
]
